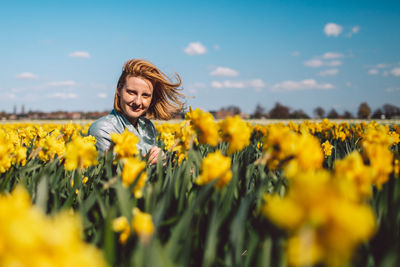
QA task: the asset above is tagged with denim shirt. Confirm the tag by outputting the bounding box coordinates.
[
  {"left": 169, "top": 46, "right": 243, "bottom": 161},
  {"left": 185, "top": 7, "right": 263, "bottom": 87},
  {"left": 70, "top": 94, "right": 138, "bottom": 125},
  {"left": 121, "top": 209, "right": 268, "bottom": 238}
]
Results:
[{"left": 88, "top": 109, "right": 157, "bottom": 155}]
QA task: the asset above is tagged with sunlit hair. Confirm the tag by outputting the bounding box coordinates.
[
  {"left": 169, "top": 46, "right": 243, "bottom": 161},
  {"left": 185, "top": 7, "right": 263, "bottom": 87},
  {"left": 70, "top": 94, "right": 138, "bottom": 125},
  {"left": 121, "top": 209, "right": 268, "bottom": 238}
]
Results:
[{"left": 114, "top": 59, "right": 185, "bottom": 120}]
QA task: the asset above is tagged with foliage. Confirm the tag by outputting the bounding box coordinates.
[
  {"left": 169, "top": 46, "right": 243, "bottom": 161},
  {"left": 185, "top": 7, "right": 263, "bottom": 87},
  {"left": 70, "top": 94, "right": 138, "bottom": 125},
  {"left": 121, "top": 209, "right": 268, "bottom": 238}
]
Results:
[{"left": 1, "top": 116, "right": 400, "bottom": 267}]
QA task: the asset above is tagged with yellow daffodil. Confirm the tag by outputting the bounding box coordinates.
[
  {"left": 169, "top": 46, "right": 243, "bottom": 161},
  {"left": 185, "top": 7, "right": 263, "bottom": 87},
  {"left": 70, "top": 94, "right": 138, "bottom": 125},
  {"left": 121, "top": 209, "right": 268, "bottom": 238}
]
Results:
[
  {"left": 132, "top": 208, "right": 155, "bottom": 244},
  {"left": 64, "top": 135, "right": 98, "bottom": 170},
  {"left": 219, "top": 115, "right": 252, "bottom": 154},
  {"left": 110, "top": 128, "right": 139, "bottom": 159},
  {"left": 121, "top": 157, "right": 148, "bottom": 198},
  {"left": 195, "top": 151, "right": 232, "bottom": 189},
  {"left": 0, "top": 186, "right": 108, "bottom": 267},
  {"left": 186, "top": 107, "right": 219, "bottom": 146}
]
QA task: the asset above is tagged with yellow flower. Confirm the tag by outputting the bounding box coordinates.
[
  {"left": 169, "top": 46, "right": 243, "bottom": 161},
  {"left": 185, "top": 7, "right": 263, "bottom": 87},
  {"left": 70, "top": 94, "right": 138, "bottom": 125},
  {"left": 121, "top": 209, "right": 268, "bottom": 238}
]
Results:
[
  {"left": 0, "top": 186, "right": 108, "bottom": 267},
  {"left": 261, "top": 169, "right": 376, "bottom": 267},
  {"left": 186, "top": 107, "right": 219, "bottom": 146},
  {"left": 334, "top": 151, "right": 374, "bottom": 200},
  {"left": 110, "top": 128, "right": 139, "bottom": 159},
  {"left": 321, "top": 140, "right": 333, "bottom": 158},
  {"left": 13, "top": 145, "right": 27, "bottom": 166},
  {"left": 0, "top": 131, "right": 16, "bottom": 173},
  {"left": 261, "top": 194, "right": 304, "bottom": 231},
  {"left": 287, "top": 230, "right": 323, "bottom": 267},
  {"left": 36, "top": 130, "right": 65, "bottom": 162},
  {"left": 64, "top": 136, "right": 98, "bottom": 170},
  {"left": 219, "top": 115, "right": 252, "bottom": 154},
  {"left": 132, "top": 208, "right": 155, "bottom": 244},
  {"left": 62, "top": 121, "right": 78, "bottom": 142},
  {"left": 112, "top": 216, "right": 131, "bottom": 245},
  {"left": 121, "top": 157, "right": 148, "bottom": 198},
  {"left": 389, "top": 131, "right": 399, "bottom": 145},
  {"left": 195, "top": 151, "right": 232, "bottom": 189},
  {"left": 82, "top": 176, "right": 89, "bottom": 185},
  {"left": 258, "top": 125, "right": 298, "bottom": 169},
  {"left": 364, "top": 144, "right": 393, "bottom": 189}
]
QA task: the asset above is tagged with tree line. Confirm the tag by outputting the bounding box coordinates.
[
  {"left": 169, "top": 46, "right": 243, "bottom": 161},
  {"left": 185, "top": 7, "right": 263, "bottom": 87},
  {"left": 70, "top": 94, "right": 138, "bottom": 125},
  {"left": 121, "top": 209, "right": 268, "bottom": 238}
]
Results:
[{"left": 247, "top": 102, "right": 400, "bottom": 119}]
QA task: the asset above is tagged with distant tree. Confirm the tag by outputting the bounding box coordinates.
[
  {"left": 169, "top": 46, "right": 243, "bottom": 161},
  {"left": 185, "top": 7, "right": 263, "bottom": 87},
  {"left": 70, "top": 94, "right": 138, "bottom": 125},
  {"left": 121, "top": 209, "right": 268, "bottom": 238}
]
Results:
[
  {"left": 342, "top": 110, "right": 354, "bottom": 119},
  {"left": 290, "top": 109, "right": 310, "bottom": 119},
  {"left": 221, "top": 105, "right": 241, "bottom": 115},
  {"left": 382, "top": 103, "right": 400, "bottom": 119},
  {"left": 252, "top": 104, "right": 266, "bottom": 119},
  {"left": 327, "top": 109, "right": 339, "bottom": 119},
  {"left": 371, "top": 108, "right": 384, "bottom": 119},
  {"left": 269, "top": 102, "right": 290, "bottom": 119},
  {"left": 357, "top": 102, "right": 371, "bottom": 119},
  {"left": 313, "top": 106, "right": 325, "bottom": 118}
]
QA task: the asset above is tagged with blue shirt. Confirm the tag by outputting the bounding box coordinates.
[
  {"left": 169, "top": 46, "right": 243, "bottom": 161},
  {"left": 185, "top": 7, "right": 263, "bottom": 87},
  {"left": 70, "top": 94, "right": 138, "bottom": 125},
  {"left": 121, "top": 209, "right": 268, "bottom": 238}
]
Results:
[{"left": 88, "top": 109, "right": 157, "bottom": 154}]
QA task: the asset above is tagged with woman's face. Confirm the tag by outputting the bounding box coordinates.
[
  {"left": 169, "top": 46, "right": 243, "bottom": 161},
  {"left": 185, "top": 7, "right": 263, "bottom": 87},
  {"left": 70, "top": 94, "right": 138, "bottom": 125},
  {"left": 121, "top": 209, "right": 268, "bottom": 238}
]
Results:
[{"left": 118, "top": 76, "right": 153, "bottom": 124}]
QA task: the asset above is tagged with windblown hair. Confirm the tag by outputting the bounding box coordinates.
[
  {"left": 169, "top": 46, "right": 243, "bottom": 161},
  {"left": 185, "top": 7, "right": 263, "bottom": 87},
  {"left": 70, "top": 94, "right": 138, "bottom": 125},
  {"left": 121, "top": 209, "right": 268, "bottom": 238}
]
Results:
[{"left": 114, "top": 59, "right": 185, "bottom": 120}]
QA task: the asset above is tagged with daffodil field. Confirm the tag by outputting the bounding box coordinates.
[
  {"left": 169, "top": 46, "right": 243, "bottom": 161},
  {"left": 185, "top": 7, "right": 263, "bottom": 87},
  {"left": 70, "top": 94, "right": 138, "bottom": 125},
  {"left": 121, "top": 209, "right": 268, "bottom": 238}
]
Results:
[{"left": 1, "top": 108, "right": 400, "bottom": 267}]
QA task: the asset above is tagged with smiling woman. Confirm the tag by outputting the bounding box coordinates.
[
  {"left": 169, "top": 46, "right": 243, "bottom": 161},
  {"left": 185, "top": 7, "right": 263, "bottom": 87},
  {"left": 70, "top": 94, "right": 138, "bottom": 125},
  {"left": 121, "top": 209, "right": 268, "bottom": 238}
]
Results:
[{"left": 88, "top": 59, "right": 185, "bottom": 164}]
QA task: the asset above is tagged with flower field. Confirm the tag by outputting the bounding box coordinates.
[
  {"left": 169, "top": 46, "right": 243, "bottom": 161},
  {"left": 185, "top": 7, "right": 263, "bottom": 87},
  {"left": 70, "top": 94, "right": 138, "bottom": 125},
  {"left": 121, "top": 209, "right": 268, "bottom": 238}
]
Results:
[{"left": 1, "top": 108, "right": 399, "bottom": 267}]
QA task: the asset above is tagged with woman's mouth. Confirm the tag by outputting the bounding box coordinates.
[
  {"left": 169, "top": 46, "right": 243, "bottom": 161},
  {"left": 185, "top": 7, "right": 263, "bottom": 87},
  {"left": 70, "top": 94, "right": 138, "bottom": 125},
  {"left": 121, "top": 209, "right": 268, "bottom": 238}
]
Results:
[{"left": 130, "top": 105, "right": 142, "bottom": 112}]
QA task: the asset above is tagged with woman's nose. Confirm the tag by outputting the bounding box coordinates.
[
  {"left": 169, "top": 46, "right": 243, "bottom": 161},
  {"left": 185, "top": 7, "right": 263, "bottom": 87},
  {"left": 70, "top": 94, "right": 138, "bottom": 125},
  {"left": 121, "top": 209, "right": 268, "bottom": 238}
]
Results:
[{"left": 133, "top": 96, "right": 142, "bottom": 106}]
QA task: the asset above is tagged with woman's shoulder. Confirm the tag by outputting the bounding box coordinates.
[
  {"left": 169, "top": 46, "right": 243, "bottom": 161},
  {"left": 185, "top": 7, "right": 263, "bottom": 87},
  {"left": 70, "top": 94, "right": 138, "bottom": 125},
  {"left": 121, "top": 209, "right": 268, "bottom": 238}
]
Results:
[
  {"left": 88, "top": 111, "right": 120, "bottom": 136},
  {"left": 137, "top": 116, "right": 157, "bottom": 136},
  {"left": 138, "top": 116, "right": 156, "bottom": 129}
]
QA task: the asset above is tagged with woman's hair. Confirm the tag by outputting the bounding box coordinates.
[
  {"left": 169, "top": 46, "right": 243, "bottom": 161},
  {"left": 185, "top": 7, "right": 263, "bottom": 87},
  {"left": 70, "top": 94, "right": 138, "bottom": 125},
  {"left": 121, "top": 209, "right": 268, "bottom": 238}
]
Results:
[{"left": 114, "top": 59, "right": 185, "bottom": 120}]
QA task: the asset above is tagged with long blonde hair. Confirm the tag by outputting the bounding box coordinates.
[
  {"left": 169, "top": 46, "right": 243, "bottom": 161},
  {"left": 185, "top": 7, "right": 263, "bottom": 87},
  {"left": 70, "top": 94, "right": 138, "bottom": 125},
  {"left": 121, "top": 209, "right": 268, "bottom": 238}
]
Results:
[{"left": 114, "top": 59, "right": 185, "bottom": 120}]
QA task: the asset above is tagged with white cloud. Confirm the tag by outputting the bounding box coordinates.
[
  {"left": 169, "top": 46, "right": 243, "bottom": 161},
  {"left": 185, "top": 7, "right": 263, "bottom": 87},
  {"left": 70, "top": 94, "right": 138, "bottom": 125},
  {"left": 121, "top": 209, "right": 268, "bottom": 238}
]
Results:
[
  {"left": 352, "top": 26, "right": 360, "bottom": 34},
  {"left": 210, "top": 67, "right": 239, "bottom": 77},
  {"left": 345, "top": 82, "right": 352, "bottom": 87},
  {"left": 11, "top": 88, "right": 25, "bottom": 93},
  {"left": 347, "top": 26, "right": 360, "bottom": 37},
  {"left": 211, "top": 81, "right": 223, "bottom": 88},
  {"left": 322, "top": 52, "right": 344, "bottom": 59},
  {"left": 46, "top": 80, "right": 77, "bottom": 87},
  {"left": 221, "top": 80, "right": 246, "bottom": 88},
  {"left": 47, "top": 93, "right": 78, "bottom": 99},
  {"left": 69, "top": 51, "right": 91, "bottom": 58},
  {"left": 211, "top": 79, "right": 266, "bottom": 89},
  {"left": 325, "top": 60, "right": 342, "bottom": 67},
  {"left": 15, "top": 72, "right": 38, "bottom": 80},
  {"left": 304, "top": 59, "right": 324, "bottom": 68},
  {"left": 304, "top": 59, "right": 342, "bottom": 68},
  {"left": 324, "top": 23, "right": 343, "bottom": 37},
  {"left": 272, "top": 79, "right": 334, "bottom": 92},
  {"left": 318, "top": 68, "right": 339, "bottom": 76},
  {"left": 368, "top": 69, "right": 379, "bottom": 75},
  {"left": 291, "top": 51, "right": 301, "bottom": 56},
  {"left": 97, "top": 93, "right": 107, "bottom": 99},
  {"left": 377, "top": 63, "right": 390, "bottom": 68},
  {"left": 248, "top": 79, "right": 266, "bottom": 88},
  {"left": 184, "top": 42, "right": 207, "bottom": 55},
  {"left": 214, "top": 45, "right": 220, "bottom": 50},
  {"left": 390, "top": 67, "right": 400, "bottom": 76},
  {"left": 386, "top": 87, "right": 400, "bottom": 92},
  {"left": 0, "top": 93, "right": 16, "bottom": 99}
]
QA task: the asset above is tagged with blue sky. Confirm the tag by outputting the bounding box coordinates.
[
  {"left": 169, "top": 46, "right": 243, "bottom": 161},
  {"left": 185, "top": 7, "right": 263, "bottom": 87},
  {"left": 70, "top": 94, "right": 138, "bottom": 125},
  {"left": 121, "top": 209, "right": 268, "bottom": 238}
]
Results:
[{"left": 1, "top": 0, "right": 399, "bottom": 116}]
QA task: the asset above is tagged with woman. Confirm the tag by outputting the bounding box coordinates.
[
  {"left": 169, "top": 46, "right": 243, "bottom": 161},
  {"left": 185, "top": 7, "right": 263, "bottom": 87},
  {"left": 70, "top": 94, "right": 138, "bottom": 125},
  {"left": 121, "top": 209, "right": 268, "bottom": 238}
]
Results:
[{"left": 89, "top": 59, "right": 184, "bottom": 165}]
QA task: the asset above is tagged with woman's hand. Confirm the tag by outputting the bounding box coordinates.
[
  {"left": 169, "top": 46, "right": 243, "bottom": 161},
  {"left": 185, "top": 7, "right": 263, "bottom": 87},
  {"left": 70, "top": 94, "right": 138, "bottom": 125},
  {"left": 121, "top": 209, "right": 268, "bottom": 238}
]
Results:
[{"left": 146, "top": 146, "right": 166, "bottom": 165}]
